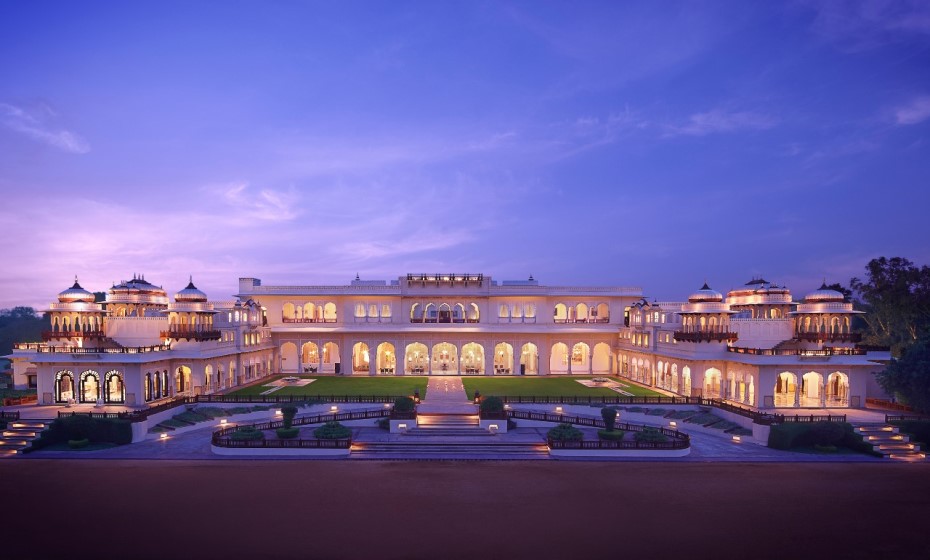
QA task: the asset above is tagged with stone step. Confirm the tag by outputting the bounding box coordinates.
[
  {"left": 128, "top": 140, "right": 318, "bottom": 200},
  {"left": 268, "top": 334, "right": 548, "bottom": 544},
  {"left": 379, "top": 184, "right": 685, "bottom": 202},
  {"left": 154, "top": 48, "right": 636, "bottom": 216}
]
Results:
[
  {"left": 404, "top": 430, "right": 494, "bottom": 438},
  {"left": 0, "top": 439, "right": 29, "bottom": 447},
  {"left": 8, "top": 421, "right": 48, "bottom": 430},
  {"left": 878, "top": 443, "right": 918, "bottom": 451},
  {"left": 889, "top": 452, "right": 927, "bottom": 462},
  {"left": 856, "top": 425, "right": 899, "bottom": 435}
]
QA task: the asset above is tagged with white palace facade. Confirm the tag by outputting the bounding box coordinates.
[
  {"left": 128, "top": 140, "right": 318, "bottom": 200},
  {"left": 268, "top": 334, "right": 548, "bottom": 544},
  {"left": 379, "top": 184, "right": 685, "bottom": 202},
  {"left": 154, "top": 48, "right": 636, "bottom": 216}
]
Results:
[{"left": 8, "top": 273, "right": 890, "bottom": 410}]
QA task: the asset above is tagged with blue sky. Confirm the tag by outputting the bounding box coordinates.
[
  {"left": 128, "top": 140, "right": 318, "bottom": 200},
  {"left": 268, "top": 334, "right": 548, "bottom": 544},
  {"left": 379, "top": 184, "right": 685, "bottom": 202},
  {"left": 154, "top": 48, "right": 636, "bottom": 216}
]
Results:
[{"left": 1, "top": 0, "right": 929, "bottom": 308}]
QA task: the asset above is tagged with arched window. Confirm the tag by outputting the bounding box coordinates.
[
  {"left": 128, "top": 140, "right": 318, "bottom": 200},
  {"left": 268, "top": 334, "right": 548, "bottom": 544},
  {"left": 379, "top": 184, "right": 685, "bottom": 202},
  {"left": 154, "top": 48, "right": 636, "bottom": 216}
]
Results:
[
  {"left": 554, "top": 304, "right": 567, "bottom": 323},
  {"left": 381, "top": 304, "right": 392, "bottom": 319},
  {"left": 369, "top": 304, "right": 379, "bottom": 319},
  {"left": 467, "top": 303, "right": 480, "bottom": 323},
  {"left": 494, "top": 343, "right": 513, "bottom": 375},
  {"left": 55, "top": 370, "right": 74, "bottom": 403},
  {"left": 354, "top": 303, "right": 366, "bottom": 319},
  {"left": 323, "top": 302, "right": 337, "bottom": 322},
  {"left": 438, "top": 303, "right": 452, "bottom": 323},
  {"left": 498, "top": 304, "right": 510, "bottom": 320},
  {"left": 575, "top": 304, "right": 588, "bottom": 322},
  {"left": 79, "top": 370, "right": 100, "bottom": 403},
  {"left": 410, "top": 303, "right": 422, "bottom": 322},
  {"left": 524, "top": 303, "right": 536, "bottom": 322},
  {"left": 105, "top": 370, "right": 125, "bottom": 404}
]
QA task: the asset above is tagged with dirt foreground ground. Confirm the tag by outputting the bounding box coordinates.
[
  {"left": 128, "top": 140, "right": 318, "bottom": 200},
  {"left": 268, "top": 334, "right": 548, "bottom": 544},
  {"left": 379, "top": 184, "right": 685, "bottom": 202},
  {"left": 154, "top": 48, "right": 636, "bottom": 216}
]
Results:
[{"left": 3, "top": 460, "right": 929, "bottom": 560}]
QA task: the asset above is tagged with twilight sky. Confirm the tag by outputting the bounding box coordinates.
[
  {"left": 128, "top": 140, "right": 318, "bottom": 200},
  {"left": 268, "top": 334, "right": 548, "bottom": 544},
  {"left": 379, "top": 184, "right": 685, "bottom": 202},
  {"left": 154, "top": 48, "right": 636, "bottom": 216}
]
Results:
[{"left": 1, "top": 1, "right": 929, "bottom": 309}]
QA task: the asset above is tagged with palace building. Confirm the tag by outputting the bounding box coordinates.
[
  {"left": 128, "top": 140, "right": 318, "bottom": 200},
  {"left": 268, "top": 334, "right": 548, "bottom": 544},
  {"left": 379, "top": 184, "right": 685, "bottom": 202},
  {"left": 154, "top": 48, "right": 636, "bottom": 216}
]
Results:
[{"left": 7, "top": 273, "right": 890, "bottom": 410}]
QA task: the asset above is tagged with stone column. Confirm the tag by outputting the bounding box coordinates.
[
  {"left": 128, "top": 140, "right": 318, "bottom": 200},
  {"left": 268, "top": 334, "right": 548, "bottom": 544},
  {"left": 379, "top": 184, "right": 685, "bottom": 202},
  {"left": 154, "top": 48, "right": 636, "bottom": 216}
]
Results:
[
  {"left": 538, "top": 342, "right": 550, "bottom": 376},
  {"left": 587, "top": 349, "right": 593, "bottom": 376}
]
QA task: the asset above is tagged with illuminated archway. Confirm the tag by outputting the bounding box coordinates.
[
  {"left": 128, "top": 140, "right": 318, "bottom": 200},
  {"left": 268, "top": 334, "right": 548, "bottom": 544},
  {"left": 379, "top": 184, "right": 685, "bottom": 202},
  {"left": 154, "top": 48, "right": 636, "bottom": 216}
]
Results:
[
  {"left": 775, "top": 372, "right": 798, "bottom": 407},
  {"left": 520, "top": 343, "right": 538, "bottom": 375},
  {"left": 405, "top": 342, "right": 428, "bottom": 374},
  {"left": 55, "top": 370, "right": 74, "bottom": 403},
  {"left": 352, "top": 342, "right": 370, "bottom": 373},
  {"left": 301, "top": 342, "right": 320, "bottom": 372},
  {"left": 826, "top": 372, "right": 849, "bottom": 407},
  {"left": 281, "top": 342, "right": 298, "bottom": 373},
  {"left": 550, "top": 343, "right": 569, "bottom": 374},
  {"left": 592, "top": 343, "right": 611, "bottom": 374},
  {"left": 376, "top": 343, "right": 396, "bottom": 375},
  {"left": 462, "top": 342, "right": 484, "bottom": 375},
  {"left": 494, "top": 342, "right": 513, "bottom": 375},
  {"left": 105, "top": 370, "right": 125, "bottom": 403},
  {"left": 431, "top": 342, "right": 458, "bottom": 374}
]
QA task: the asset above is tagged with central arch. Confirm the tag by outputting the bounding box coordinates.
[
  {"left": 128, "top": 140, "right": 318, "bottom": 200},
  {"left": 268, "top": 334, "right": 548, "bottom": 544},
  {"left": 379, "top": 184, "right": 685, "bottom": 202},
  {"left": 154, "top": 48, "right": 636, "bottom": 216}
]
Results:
[
  {"left": 105, "top": 370, "right": 125, "bottom": 403},
  {"left": 376, "top": 343, "right": 396, "bottom": 375},
  {"left": 592, "top": 343, "right": 611, "bottom": 374},
  {"left": 462, "top": 342, "right": 484, "bottom": 375},
  {"left": 281, "top": 342, "right": 298, "bottom": 373},
  {"left": 352, "top": 342, "right": 370, "bottom": 373},
  {"left": 405, "top": 342, "right": 428, "bottom": 374},
  {"left": 520, "top": 343, "right": 538, "bottom": 375},
  {"left": 550, "top": 343, "right": 569, "bottom": 375},
  {"left": 775, "top": 372, "right": 797, "bottom": 407},
  {"left": 494, "top": 342, "right": 513, "bottom": 375},
  {"left": 301, "top": 342, "right": 320, "bottom": 373},
  {"left": 571, "top": 342, "right": 590, "bottom": 374},
  {"left": 431, "top": 342, "right": 458, "bottom": 375},
  {"left": 80, "top": 370, "right": 100, "bottom": 403},
  {"left": 704, "top": 368, "right": 722, "bottom": 399},
  {"left": 801, "top": 371, "right": 823, "bottom": 407}
]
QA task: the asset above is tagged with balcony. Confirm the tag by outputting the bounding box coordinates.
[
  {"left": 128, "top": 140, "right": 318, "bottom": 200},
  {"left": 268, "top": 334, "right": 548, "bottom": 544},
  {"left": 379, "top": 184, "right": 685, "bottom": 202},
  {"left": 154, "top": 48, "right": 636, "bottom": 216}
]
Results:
[
  {"left": 728, "top": 346, "right": 867, "bottom": 357},
  {"left": 673, "top": 331, "right": 738, "bottom": 343},
  {"left": 161, "top": 329, "right": 222, "bottom": 341},
  {"left": 282, "top": 318, "right": 337, "bottom": 324},
  {"left": 553, "top": 318, "right": 610, "bottom": 324},
  {"left": 42, "top": 330, "right": 105, "bottom": 341},
  {"left": 796, "top": 332, "right": 862, "bottom": 343}
]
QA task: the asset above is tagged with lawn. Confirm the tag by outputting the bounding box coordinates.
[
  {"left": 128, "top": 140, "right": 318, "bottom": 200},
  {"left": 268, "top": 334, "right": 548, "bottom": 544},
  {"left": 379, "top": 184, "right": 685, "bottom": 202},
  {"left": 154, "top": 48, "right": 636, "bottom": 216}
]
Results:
[
  {"left": 461, "top": 376, "right": 662, "bottom": 398},
  {"left": 229, "top": 375, "right": 429, "bottom": 397}
]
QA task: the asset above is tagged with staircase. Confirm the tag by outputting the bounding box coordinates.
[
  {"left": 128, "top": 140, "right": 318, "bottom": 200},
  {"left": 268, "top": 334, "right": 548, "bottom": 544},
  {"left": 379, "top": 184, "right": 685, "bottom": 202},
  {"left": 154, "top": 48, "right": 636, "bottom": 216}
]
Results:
[
  {"left": 350, "top": 413, "right": 549, "bottom": 459},
  {"left": 854, "top": 424, "right": 926, "bottom": 461},
  {"left": 0, "top": 419, "right": 49, "bottom": 457}
]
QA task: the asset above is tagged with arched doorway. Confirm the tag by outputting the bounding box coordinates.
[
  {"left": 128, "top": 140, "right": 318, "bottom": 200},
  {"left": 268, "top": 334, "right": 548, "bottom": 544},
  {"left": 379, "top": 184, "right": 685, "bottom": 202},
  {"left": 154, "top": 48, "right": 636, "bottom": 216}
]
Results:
[
  {"left": 352, "top": 342, "right": 370, "bottom": 373},
  {"left": 405, "top": 342, "right": 428, "bottom": 374},
  {"left": 592, "top": 343, "right": 611, "bottom": 374},
  {"left": 376, "top": 343, "right": 396, "bottom": 375},
  {"left": 550, "top": 343, "right": 569, "bottom": 374},
  {"left": 493, "top": 343, "right": 513, "bottom": 375},
  {"left": 105, "top": 371, "right": 125, "bottom": 403},
  {"left": 80, "top": 371, "right": 100, "bottom": 403},
  {"left": 176, "top": 366, "right": 191, "bottom": 394},
  {"left": 671, "top": 364, "right": 679, "bottom": 394},
  {"left": 462, "top": 342, "right": 484, "bottom": 375},
  {"left": 775, "top": 372, "right": 797, "bottom": 407},
  {"left": 801, "top": 371, "right": 823, "bottom": 407},
  {"left": 682, "top": 366, "right": 692, "bottom": 396},
  {"left": 826, "top": 372, "right": 849, "bottom": 407},
  {"left": 704, "top": 368, "right": 722, "bottom": 398},
  {"left": 431, "top": 342, "right": 458, "bottom": 375},
  {"left": 205, "top": 365, "right": 214, "bottom": 393},
  {"left": 301, "top": 342, "right": 320, "bottom": 373},
  {"left": 322, "top": 342, "right": 340, "bottom": 373},
  {"left": 281, "top": 342, "right": 298, "bottom": 373},
  {"left": 571, "top": 343, "right": 590, "bottom": 374},
  {"left": 520, "top": 343, "right": 538, "bottom": 375},
  {"left": 56, "top": 370, "right": 74, "bottom": 403}
]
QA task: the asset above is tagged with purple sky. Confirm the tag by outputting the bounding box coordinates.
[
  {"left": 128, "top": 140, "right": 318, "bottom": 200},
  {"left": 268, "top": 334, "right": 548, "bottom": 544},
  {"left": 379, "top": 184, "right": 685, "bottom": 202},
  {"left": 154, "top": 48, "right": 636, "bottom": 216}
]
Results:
[{"left": 1, "top": 1, "right": 929, "bottom": 309}]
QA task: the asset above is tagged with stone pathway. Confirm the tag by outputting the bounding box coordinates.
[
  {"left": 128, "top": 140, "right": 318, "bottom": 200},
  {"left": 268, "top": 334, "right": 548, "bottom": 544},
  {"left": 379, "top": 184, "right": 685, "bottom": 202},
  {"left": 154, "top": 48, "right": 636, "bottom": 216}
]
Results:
[{"left": 416, "top": 377, "right": 477, "bottom": 414}]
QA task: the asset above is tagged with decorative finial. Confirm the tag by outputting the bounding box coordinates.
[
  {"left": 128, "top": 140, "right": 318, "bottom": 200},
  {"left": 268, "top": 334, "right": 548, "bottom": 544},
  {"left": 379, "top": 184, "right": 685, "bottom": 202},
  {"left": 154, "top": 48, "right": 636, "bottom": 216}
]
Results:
[{"left": 355, "top": 273, "right": 360, "bottom": 280}]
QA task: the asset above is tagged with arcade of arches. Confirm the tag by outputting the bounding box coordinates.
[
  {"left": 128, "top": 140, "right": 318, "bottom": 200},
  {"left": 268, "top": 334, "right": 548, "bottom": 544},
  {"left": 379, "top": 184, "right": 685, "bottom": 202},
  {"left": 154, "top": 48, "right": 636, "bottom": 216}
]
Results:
[{"left": 278, "top": 340, "right": 614, "bottom": 375}]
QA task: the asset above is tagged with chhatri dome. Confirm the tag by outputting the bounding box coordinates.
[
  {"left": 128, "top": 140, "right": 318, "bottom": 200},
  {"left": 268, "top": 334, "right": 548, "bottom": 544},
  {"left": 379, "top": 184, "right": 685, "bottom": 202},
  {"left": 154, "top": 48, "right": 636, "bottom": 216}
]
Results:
[
  {"left": 804, "top": 282, "right": 845, "bottom": 303},
  {"left": 688, "top": 282, "right": 724, "bottom": 303},
  {"left": 57, "top": 277, "right": 95, "bottom": 303},
  {"left": 174, "top": 277, "right": 208, "bottom": 302}
]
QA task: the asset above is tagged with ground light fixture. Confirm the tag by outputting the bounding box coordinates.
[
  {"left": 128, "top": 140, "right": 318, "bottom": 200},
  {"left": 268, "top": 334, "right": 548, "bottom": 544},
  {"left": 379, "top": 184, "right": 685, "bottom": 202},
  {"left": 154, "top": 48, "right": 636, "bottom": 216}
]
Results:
[
  {"left": 275, "top": 409, "right": 282, "bottom": 416},
  {"left": 669, "top": 421, "right": 677, "bottom": 429},
  {"left": 160, "top": 433, "right": 168, "bottom": 440},
  {"left": 330, "top": 405, "right": 338, "bottom": 412},
  {"left": 732, "top": 435, "right": 741, "bottom": 443},
  {"left": 555, "top": 406, "right": 563, "bottom": 413},
  {"left": 220, "top": 419, "right": 227, "bottom": 426}
]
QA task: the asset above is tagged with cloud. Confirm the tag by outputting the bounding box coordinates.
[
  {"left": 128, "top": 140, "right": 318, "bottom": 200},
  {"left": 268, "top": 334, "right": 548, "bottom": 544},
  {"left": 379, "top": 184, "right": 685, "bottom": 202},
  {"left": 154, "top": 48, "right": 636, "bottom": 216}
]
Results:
[
  {"left": 210, "top": 182, "right": 301, "bottom": 221},
  {"left": 664, "top": 109, "right": 777, "bottom": 137},
  {"left": 802, "top": 0, "right": 930, "bottom": 51},
  {"left": 0, "top": 102, "right": 90, "bottom": 154},
  {"left": 894, "top": 95, "right": 930, "bottom": 125}
]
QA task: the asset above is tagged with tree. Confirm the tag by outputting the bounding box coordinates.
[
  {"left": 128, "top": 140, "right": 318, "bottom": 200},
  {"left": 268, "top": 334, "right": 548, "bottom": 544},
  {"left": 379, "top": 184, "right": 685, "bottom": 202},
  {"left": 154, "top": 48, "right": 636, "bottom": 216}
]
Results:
[
  {"left": 600, "top": 407, "right": 618, "bottom": 431},
  {"left": 823, "top": 283, "right": 853, "bottom": 302},
  {"left": 877, "top": 337, "right": 930, "bottom": 413},
  {"left": 850, "top": 257, "right": 930, "bottom": 356}
]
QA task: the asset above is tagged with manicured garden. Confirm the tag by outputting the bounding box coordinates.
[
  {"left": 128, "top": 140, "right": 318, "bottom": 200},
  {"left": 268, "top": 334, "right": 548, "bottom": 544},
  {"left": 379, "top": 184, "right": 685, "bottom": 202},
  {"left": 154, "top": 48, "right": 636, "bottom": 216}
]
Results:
[
  {"left": 462, "top": 376, "right": 662, "bottom": 398},
  {"left": 228, "top": 375, "right": 429, "bottom": 397}
]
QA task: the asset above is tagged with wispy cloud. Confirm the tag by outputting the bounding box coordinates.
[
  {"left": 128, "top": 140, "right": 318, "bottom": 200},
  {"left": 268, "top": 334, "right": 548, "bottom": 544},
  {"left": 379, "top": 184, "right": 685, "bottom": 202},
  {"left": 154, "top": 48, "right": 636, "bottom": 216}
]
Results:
[
  {"left": 894, "top": 95, "right": 930, "bottom": 125},
  {"left": 802, "top": 0, "right": 930, "bottom": 51},
  {"left": 210, "top": 182, "right": 301, "bottom": 221},
  {"left": 664, "top": 109, "right": 777, "bottom": 137},
  {"left": 0, "top": 102, "right": 90, "bottom": 154}
]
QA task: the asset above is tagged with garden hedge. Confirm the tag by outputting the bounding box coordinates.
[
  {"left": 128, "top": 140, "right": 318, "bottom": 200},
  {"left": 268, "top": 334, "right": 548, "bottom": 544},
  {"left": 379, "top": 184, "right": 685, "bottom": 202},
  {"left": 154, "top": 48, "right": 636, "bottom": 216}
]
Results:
[{"left": 28, "top": 416, "right": 132, "bottom": 451}]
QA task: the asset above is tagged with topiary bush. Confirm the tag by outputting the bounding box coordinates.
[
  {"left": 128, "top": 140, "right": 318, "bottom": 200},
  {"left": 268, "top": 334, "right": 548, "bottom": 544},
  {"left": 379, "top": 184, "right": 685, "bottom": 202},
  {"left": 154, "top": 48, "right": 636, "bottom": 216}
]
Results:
[
  {"left": 597, "top": 429, "right": 625, "bottom": 441},
  {"left": 547, "top": 423, "right": 583, "bottom": 442},
  {"left": 601, "top": 407, "right": 618, "bottom": 431},
  {"left": 634, "top": 427, "right": 669, "bottom": 443},
  {"left": 275, "top": 427, "right": 300, "bottom": 439},
  {"left": 393, "top": 396, "right": 416, "bottom": 413},
  {"left": 480, "top": 396, "right": 504, "bottom": 414},
  {"left": 376, "top": 418, "right": 390, "bottom": 430},
  {"left": 230, "top": 426, "right": 264, "bottom": 441},
  {"left": 808, "top": 422, "right": 846, "bottom": 446},
  {"left": 281, "top": 405, "right": 298, "bottom": 429},
  {"left": 30, "top": 416, "right": 133, "bottom": 451},
  {"left": 67, "top": 438, "right": 89, "bottom": 449},
  {"left": 314, "top": 421, "right": 351, "bottom": 439}
]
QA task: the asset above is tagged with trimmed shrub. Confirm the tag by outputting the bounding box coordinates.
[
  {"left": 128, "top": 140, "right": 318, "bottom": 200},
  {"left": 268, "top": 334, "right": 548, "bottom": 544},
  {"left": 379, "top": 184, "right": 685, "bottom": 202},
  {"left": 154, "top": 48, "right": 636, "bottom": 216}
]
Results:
[
  {"left": 314, "top": 421, "right": 351, "bottom": 439},
  {"left": 547, "top": 423, "right": 583, "bottom": 442},
  {"left": 634, "top": 427, "right": 669, "bottom": 443},
  {"left": 480, "top": 396, "right": 504, "bottom": 414},
  {"left": 813, "top": 444, "right": 837, "bottom": 453},
  {"left": 892, "top": 420, "right": 930, "bottom": 448},
  {"left": 195, "top": 407, "right": 229, "bottom": 419},
  {"left": 597, "top": 429, "right": 625, "bottom": 441},
  {"left": 601, "top": 407, "right": 618, "bottom": 432},
  {"left": 393, "top": 396, "right": 416, "bottom": 413},
  {"left": 507, "top": 418, "right": 518, "bottom": 430},
  {"left": 230, "top": 426, "right": 264, "bottom": 441},
  {"left": 646, "top": 408, "right": 667, "bottom": 416},
  {"left": 29, "top": 416, "right": 132, "bottom": 451},
  {"left": 275, "top": 427, "right": 300, "bottom": 439},
  {"left": 0, "top": 420, "right": 7, "bottom": 430},
  {"left": 769, "top": 422, "right": 883, "bottom": 456},
  {"left": 376, "top": 418, "right": 390, "bottom": 430},
  {"left": 68, "top": 438, "right": 89, "bottom": 449},
  {"left": 281, "top": 405, "right": 298, "bottom": 429},
  {"left": 808, "top": 422, "right": 846, "bottom": 446}
]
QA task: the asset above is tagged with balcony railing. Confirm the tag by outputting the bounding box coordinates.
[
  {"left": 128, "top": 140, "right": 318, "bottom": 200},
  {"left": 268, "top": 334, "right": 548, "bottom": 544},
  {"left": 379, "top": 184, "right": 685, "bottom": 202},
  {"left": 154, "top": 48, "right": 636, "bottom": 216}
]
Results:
[
  {"left": 727, "top": 346, "right": 867, "bottom": 356},
  {"left": 673, "top": 331, "right": 738, "bottom": 343},
  {"left": 42, "top": 330, "right": 105, "bottom": 340},
  {"left": 553, "top": 318, "right": 610, "bottom": 324},
  {"left": 161, "top": 329, "right": 222, "bottom": 341},
  {"left": 796, "top": 332, "right": 862, "bottom": 343},
  {"left": 13, "top": 343, "right": 169, "bottom": 354},
  {"left": 409, "top": 318, "right": 480, "bottom": 324},
  {"left": 281, "top": 318, "right": 337, "bottom": 324}
]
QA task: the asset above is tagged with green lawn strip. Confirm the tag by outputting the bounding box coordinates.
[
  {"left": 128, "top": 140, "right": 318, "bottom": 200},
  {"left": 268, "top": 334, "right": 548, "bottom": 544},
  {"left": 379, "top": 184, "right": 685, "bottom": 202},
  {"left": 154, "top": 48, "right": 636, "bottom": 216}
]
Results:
[
  {"left": 462, "top": 377, "right": 620, "bottom": 398},
  {"left": 227, "top": 375, "right": 429, "bottom": 398}
]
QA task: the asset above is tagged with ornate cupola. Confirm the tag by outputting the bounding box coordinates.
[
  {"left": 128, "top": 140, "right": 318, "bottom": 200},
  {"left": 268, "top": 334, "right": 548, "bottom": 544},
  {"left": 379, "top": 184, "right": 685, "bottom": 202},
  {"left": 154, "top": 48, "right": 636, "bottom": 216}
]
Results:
[
  {"left": 162, "top": 277, "right": 219, "bottom": 342},
  {"left": 790, "top": 282, "right": 863, "bottom": 345},
  {"left": 106, "top": 274, "right": 169, "bottom": 317},
  {"left": 726, "top": 278, "right": 794, "bottom": 319},
  {"left": 45, "top": 276, "right": 106, "bottom": 343},
  {"left": 674, "top": 283, "right": 738, "bottom": 343}
]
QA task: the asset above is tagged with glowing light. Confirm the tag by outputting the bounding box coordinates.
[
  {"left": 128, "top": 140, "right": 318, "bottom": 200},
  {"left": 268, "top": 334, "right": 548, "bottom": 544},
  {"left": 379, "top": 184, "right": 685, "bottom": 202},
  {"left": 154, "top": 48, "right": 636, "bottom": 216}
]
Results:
[
  {"left": 220, "top": 419, "right": 228, "bottom": 426},
  {"left": 669, "top": 421, "right": 677, "bottom": 429},
  {"left": 330, "top": 405, "right": 338, "bottom": 412},
  {"left": 556, "top": 406, "right": 563, "bottom": 413},
  {"left": 275, "top": 409, "right": 282, "bottom": 416},
  {"left": 732, "top": 435, "right": 741, "bottom": 442},
  {"left": 160, "top": 433, "right": 168, "bottom": 440}
]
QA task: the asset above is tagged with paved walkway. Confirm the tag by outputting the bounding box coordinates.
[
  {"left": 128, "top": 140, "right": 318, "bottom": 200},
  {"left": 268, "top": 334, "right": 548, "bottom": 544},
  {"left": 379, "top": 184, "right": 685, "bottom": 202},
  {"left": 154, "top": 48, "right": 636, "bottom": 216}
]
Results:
[{"left": 417, "top": 377, "right": 477, "bottom": 414}]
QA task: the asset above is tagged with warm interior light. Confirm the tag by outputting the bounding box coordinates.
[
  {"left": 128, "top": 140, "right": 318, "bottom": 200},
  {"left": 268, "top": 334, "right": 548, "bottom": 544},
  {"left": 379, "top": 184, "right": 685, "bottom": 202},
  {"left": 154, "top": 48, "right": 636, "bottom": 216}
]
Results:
[
  {"left": 220, "top": 419, "right": 227, "bottom": 425},
  {"left": 669, "top": 421, "right": 677, "bottom": 428},
  {"left": 555, "top": 406, "right": 563, "bottom": 413},
  {"left": 732, "top": 435, "right": 741, "bottom": 442},
  {"left": 275, "top": 409, "right": 282, "bottom": 416},
  {"left": 160, "top": 433, "right": 168, "bottom": 440},
  {"left": 330, "top": 405, "right": 338, "bottom": 411}
]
